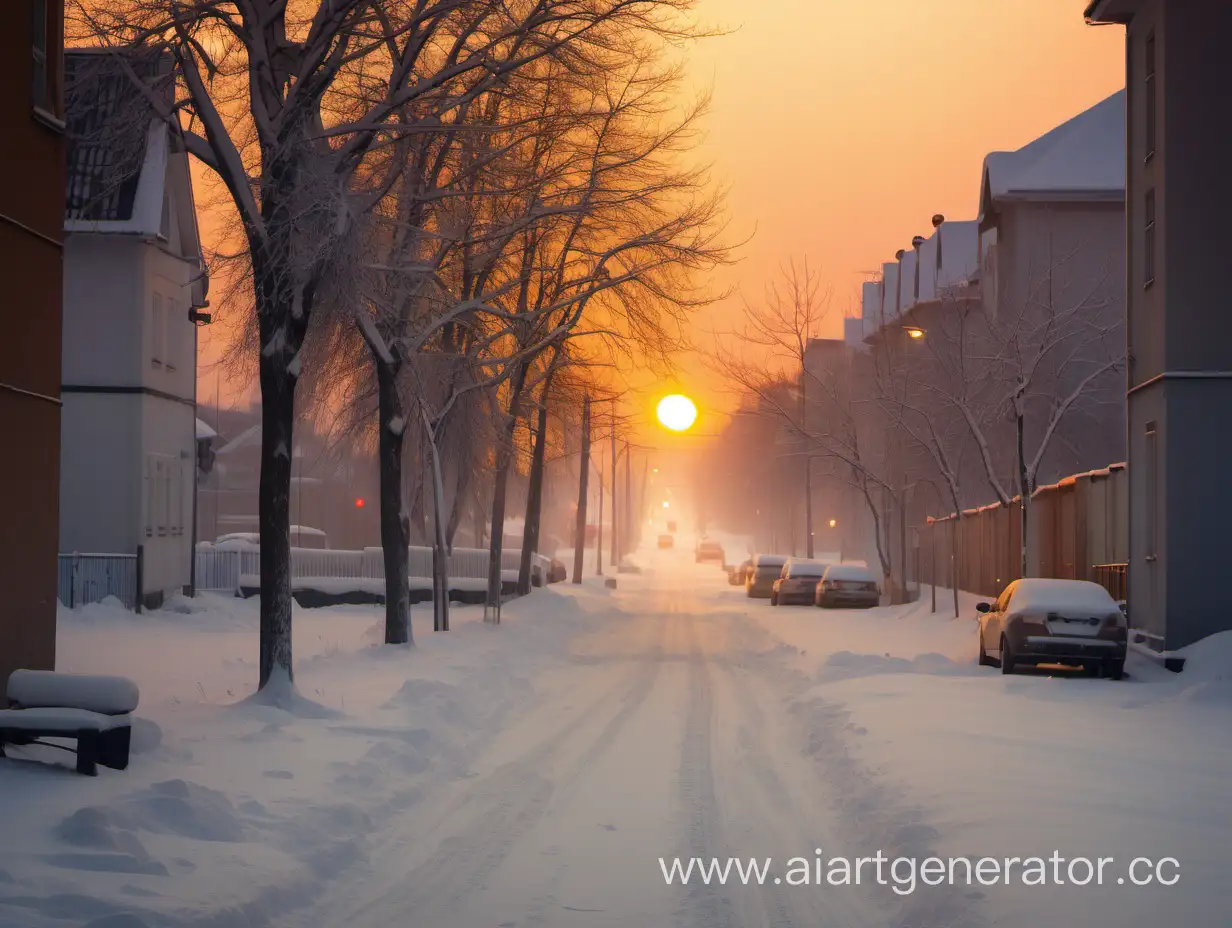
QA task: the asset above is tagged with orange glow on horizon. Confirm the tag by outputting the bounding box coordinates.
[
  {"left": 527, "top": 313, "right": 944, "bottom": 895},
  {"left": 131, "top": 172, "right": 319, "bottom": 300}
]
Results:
[{"left": 194, "top": 2, "right": 1124, "bottom": 430}]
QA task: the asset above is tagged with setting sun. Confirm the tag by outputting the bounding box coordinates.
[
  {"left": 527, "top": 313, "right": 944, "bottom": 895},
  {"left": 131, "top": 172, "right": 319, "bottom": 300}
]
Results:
[{"left": 656, "top": 394, "right": 698, "bottom": 432}]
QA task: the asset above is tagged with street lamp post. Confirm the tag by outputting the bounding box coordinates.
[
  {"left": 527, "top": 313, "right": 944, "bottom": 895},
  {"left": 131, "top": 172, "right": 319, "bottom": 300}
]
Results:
[{"left": 932, "top": 214, "right": 945, "bottom": 294}]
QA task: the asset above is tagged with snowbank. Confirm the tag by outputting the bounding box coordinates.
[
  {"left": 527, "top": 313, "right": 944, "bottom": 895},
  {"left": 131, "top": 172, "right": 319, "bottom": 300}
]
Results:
[{"left": 0, "top": 586, "right": 598, "bottom": 927}]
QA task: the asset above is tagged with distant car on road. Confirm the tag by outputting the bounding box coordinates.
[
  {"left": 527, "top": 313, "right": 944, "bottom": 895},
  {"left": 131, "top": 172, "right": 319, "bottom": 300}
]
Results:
[
  {"left": 657, "top": 533, "right": 674, "bottom": 549},
  {"left": 746, "top": 554, "right": 787, "bottom": 598},
  {"left": 976, "top": 578, "right": 1127, "bottom": 679},
  {"left": 816, "top": 564, "right": 880, "bottom": 608},
  {"left": 771, "top": 559, "right": 829, "bottom": 606},
  {"left": 696, "top": 540, "right": 724, "bottom": 564}
]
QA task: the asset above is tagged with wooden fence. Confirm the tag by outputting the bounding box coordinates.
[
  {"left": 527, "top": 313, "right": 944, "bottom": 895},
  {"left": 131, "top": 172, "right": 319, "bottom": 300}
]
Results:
[{"left": 919, "top": 463, "right": 1128, "bottom": 599}]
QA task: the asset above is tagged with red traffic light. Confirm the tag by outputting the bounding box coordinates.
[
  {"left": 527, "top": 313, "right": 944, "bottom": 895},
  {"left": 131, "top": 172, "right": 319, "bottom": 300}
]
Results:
[{"left": 354, "top": 497, "right": 365, "bottom": 508}]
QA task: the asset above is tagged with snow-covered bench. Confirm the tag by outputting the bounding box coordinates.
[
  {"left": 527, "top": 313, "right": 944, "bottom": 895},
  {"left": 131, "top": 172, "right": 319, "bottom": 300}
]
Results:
[{"left": 0, "top": 670, "right": 139, "bottom": 776}]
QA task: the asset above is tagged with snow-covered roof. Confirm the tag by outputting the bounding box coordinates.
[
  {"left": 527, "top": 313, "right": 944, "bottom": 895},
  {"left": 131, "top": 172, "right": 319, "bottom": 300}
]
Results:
[
  {"left": 823, "top": 564, "right": 876, "bottom": 581},
  {"left": 195, "top": 418, "right": 217, "bottom": 440},
  {"left": 753, "top": 554, "right": 787, "bottom": 567},
  {"left": 980, "top": 91, "right": 1125, "bottom": 221},
  {"left": 1084, "top": 1, "right": 1137, "bottom": 25},
  {"left": 784, "top": 558, "right": 829, "bottom": 575},
  {"left": 290, "top": 525, "right": 326, "bottom": 537},
  {"left": 217, "top": 424, "right": 260, "bottom": 455}
]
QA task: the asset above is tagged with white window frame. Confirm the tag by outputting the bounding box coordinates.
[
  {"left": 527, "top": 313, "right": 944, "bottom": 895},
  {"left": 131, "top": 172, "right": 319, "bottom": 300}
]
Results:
[
  {"left": 144, "top": 455, "right": 154, "bottom": 537},
  {"left": 164, "top": 297, "right": 177, "bottom": 372}
]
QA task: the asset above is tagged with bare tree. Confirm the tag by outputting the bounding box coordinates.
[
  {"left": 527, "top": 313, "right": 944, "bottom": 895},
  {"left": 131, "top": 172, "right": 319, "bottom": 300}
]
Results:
[
  {"left": 72, "top": 0, "right": 711, "bottom": 687},
  {"left": 710, "top": 259, "right": 835, "bottom": 559},
  {"left": 914, "top": 249, "right": 1123, "bottom": 578}
]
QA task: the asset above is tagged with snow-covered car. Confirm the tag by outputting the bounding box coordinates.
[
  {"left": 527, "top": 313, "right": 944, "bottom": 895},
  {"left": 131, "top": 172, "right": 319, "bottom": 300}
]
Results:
[
  {"left": 214, "top": 525, "right": 331, "bottom": 550},
  {"left": 976, "top": 578, "right": 1128, "bottom": 679},
  {"left": 771, "top": 559, "right": 829, "bottom": 606},
  {"left": 695, "top": 540, "right": 724, "bottom": 564},
  {"left": 658, "top": 533, "right": 675, "bottom": 549},
  {"left": 728, "top": 559, "right": 752, "bottom": 586},
  {"left": 816, "top": 564, "right": 879, "bottom": 608},
  {"left": 746, "top": 554, "right": 787, "bottom": 598}
]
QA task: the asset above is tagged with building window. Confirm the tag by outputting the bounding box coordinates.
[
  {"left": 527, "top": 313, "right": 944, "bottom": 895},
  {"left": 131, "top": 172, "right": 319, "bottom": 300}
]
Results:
[
  {"left": 1144, "top": 422, "right": 1158, "bottom": 560},
  {"left": 31, "top": 0, "right": 61, "bottom": 120},
  {"left": 146, "top": 454, "right": 177, "bottom": 536},
  {"left": 1144, "top": 188, "right": 1156, "bottom": 288},
  {"left": 164, "top": 299, "right": 177, "bottom": 372},
  {"left": 1144, "top": 31, "right": 1157, "bottom": 162}
]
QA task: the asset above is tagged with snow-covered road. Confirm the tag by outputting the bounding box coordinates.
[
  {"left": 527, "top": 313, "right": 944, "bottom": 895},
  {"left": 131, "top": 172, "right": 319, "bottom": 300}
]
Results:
[
  {"left": 286, "top": 575, "right": 888, "bottom": 928},
  {"left": 4, "top": 544, "right": 1232, "bottom": 928}
]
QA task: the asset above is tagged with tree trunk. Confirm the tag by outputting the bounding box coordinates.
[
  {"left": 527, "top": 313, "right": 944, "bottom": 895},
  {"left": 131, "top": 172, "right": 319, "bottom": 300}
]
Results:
[
  {"left": 446, "top": 460, "right": 473, "bottom": 551},
  {"left": 595, "top": 457, "right": 604, "bottom": 576},
  {"left": 485, "top": 362, "right": 529, "bottom": 618},
  {"left": 858, "top": 480, "right": 893, "bottom": 599},
  {"left": 610, "top": 425, "right": 618, "bottom": 567},
  {"left": 899, "top": 486, "right": 909, "bottom": 604},
  {"left": 257, "top": 347, "right": 297, "bottom": 689},
  {"left": 424, "top": 415, "right": 450, "bottom": 632},
  {"left": 805, "top": 456, "right": 814, "bottom": 559},
  {"left": 1016, "top": 409, "right": 1030, "bottom": 579},
  {"left": 376, "top": 354, "right": 411, "bottom": 645},
  {"left": 573, "top": 395, "right": 591, "bottom": 583},
  {"left": 518, "top": 378, "right": 553, "bottom": 595},
  {"left": 624, "top": 442, "right": 633, "bottom": 556}
]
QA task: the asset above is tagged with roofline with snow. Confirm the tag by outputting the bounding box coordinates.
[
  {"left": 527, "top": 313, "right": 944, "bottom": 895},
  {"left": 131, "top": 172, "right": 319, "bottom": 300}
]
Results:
[{"left": 1085, "top": 0, "right": 1140, "bottom": 24}]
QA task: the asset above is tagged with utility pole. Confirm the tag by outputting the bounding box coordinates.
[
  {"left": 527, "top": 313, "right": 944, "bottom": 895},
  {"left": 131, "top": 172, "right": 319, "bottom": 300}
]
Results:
[
  {"left": 800, "top": 376, "right": 814, "bottom": 559},
  {"left": 931, "top": 525, "right": 937, "bottom": 613},
  {"left": 572, "top": 394, "right": 590, "bottom": 583},
  {"left": 610, "top": 413, "right": 619, "bottom": 568},
  {"left": 624, "top": 440, "right": 633, "bottom": 557},
  {"left": 596, "top": 449, "right": 604, "bottom": 577},
  {"left": 638, "top": 455, "right": 649, "bottom": 552}
]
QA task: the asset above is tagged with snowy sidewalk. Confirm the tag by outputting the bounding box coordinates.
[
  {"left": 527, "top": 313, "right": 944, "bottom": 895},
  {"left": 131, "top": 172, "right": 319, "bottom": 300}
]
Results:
[{"left": 2, "top": 556, "right": 1231, "bottom": 927}]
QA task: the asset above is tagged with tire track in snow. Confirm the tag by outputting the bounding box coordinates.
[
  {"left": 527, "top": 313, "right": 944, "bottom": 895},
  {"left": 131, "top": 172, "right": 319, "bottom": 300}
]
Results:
[
  {"left": 330, "top": 611, "right": 671, "bottom": 927},
  {"left": 672, "top": 609, "right": 739, "bottom": 928}
]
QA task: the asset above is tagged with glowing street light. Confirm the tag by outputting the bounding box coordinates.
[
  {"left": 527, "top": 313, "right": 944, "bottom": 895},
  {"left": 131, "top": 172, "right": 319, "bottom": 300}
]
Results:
[
  {"left": 903, "top": 326, "right": 925, "bottom": 339},
  {"left": 662, "top": 500, "right": 670, "bottom": 509},
  {"left": 829, "top": 518, "right": 837, "bottom": 528}
]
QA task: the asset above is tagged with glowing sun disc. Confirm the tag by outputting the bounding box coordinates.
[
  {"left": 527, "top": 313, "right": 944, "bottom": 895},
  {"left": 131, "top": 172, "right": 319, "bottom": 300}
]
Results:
[{"left": 657, "top": 394, "right": 698, "bottom": 432}]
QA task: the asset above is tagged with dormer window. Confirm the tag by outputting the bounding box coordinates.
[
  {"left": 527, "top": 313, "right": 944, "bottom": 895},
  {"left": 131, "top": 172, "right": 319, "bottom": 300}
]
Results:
[{"left": 31, "top": 0, "right": 62, "bottom": 123}]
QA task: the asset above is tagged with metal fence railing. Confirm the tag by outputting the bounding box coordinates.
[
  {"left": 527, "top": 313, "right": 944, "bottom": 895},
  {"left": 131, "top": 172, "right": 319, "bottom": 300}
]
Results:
[
  {"left": 195, "top": 544, "right": 553, "bottom": 594},
  {"left": 1093, "top": 563, "right": 1128, "bottom": 602},
  {"left": 57, "top": 553, "right": 139, "bottom": 610}
]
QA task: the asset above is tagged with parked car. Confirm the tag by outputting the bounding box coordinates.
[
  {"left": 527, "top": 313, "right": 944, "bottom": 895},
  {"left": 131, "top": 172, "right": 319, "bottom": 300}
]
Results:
[
  {"left": 728, "top": 558, "right": 752, "bottom": 586},
  {"left": 696, "top": 540, "right": 725, "bottom": 564},
  {"left": 976, "top": 578, "right": 1127, "bottom": 679},
  {"left": 771, "top": 559, "right": 829, "bottom": 606},
  {"left": 746, "top": 554, "right": 787, "bottom": 598},
  {"left": 658, "top": 533, "right": 675, "bottom": 549},
  {"left": 216, "top": 525, "right": 330, "bottom": 550},
  {"left": 816, "top": 564, "right": 879, "bottom": 608}
]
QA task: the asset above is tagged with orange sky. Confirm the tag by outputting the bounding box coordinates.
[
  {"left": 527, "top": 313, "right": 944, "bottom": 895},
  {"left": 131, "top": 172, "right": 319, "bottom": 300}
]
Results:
[{"left": 199, "top": 0, "right": 1125, "bottom": 432}]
